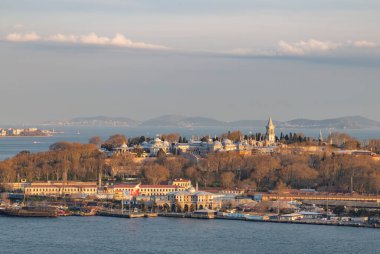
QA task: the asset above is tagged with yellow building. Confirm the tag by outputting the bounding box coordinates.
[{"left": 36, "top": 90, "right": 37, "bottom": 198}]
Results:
[
  {"left": 164, "top": 188, "right": 219, "bottom": 212},
  {"left": 113, "top": 184, "right": 179, "bottom": 198},
  {"left": 3, "top": 182, "right": 31, "bottom": 191},
  {"left": 24, "top": 181, "right": 97, "bottom": 196},
  {"left": 171, "top": 179, "right": 192, "bottom": 189}
]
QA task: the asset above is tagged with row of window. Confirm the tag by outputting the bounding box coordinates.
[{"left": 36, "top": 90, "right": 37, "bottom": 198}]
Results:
[
  {"left": 115, "top": 188, "right": 176, "bottom": 192},
  {"left": 26, "top": 188, "right": 96, "bottom": 192}
]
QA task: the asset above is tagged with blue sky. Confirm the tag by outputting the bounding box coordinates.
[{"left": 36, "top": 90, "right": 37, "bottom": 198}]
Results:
[{"left": 0, "top": 0, "right": 379, "bottom": 124}]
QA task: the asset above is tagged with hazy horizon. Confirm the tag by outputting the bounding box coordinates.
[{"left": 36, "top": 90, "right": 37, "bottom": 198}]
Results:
[{"left": 1, "top": 0, "right": 380, "bottom": 124}]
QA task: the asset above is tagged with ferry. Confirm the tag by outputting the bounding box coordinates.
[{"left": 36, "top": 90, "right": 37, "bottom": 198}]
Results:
[
  {"left": 191, "top": 209, "right": 216, "bottom": 219},
  {"left": 0, "top": 206, "right": 58, "bottom": 218}
]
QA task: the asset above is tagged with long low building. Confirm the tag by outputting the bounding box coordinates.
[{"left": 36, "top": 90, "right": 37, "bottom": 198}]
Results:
[
  {"left": 257, "top": 192, "right": 380, "bottom": 203},
  {"left": 9, "top": 179, "right": 194, "bottom": 199},
  {"left": 24, "top": 181, "right": 98, "bottom": 196},
  {"left": 113, "top": 184, "right": 179, "bottom": 198}
]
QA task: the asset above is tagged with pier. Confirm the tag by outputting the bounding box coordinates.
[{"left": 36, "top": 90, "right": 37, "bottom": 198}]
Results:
[{"left": 97, "top": 210, "right": 145, "bottom": 218}]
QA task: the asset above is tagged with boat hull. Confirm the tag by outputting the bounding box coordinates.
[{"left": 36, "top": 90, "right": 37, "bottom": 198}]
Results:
[{"left": 0, "top": 207, "right": 58, "bottom": 218}]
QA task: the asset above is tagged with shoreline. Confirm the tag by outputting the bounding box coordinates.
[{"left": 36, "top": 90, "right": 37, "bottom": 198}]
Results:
[
  {"left": 0, "top": 135, "right": 53, "bottom": 138},
  {"left": 1, "top": 212, "right": 377, "bottom": 229},
  {"left": 158, "top": 213, "right": 379, "bottom": 229}
]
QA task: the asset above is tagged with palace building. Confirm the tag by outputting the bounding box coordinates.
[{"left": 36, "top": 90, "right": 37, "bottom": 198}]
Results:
[
  {"left": 24, "top": 181, "right": 97, "bottom": 196},
  {"left": 171, "top": 179, "right": 192, "bottom": 189},
  {"left": 163, "top": 187, "right": 219, "bottom": 212},
  {"left": 113, "top": 184, "right": 179, "bottom": 198}
]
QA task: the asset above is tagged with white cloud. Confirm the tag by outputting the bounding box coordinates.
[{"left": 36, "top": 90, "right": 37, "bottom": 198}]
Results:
[
  {"left": 110, "top": 33, "right": 168, "bottom": 50},
  {"left": 6, "top": 32, "right": 40, "bottom": 42},
  {"left": 277, "top": 39, "right": 341, "bottom": 56},
  {"left": 352, "top": 40, "right": 377, "bottom": 48},
  {"left": 5, "top": 32, "right": 168, "bottom": 50},
  {"left": 79, "top": 33, "right": 110, "bottom": 45},
  {"left": 45, "top": 34, "right": 78, "bottom": 43}
]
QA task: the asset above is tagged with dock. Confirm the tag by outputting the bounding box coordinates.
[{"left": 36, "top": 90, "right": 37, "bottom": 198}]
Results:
[{"left": 97, "top": 210, "right": 145, "bottom": 218}]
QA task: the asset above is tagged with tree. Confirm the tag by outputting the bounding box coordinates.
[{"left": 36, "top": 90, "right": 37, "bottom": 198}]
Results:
[
  {"left": 221, "top": 130, "right": 243, "bottom": 142},
  {"left": 333, "top": 205, "right": 345, "bottom": 215},
  {"left": 89, "top": 136, "right": 102, "bottom": 146},
  {"left": 166, "top": 133, "right": 180, "bottom": 143},
  {"left": 220, "top": 171, "right": 235, "bottom": 188},
  {"left": 157, "top": 149, "right": 166, "bottom": 159},
  {"left": 102, "top": 134, "right": 127, "bottom": 150},
  {"left": 144, "top": 165, "right": 170, "bottom": 184}
]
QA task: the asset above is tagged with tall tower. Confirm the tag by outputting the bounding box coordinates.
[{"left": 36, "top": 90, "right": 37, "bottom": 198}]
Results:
[
  {"left": 319, "top": 130, "right": 323, "bottom": 142},
  {"left": 265, "top": 117, "right": 276, "bottom": 144},
  {"left": 318, "top": 129, "right": 323, "bottom": 146}
]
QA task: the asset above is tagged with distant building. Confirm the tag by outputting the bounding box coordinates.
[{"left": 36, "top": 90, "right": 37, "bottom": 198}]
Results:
[
  {"left": 171, "top": 179, "right": 192, "bottom": 189},
  {"left": 7, "top": 128, "right": 24, "bottom": 136},
  {"left": 114, "top": 184, "right": 178, "bottom": 198},
  {"left": 24, "top": 181, "right": 98, "bottom": 196},
  {"left": 265, "top": 117, "right": 276, "bottom": 144},
  {"left": 165, "top": 187, "right": 219, "bottom": 212},
  {"left": 0, "top": 128, "right": 7, "bottom": 136},
  {"left": 113, "top": 142, "right": 129, "bottom": 155},
  {"left": 119, "top": 116, "right": 279, "bottom": 158},
  {"left": 25, "top": 128, "right": 38, "bottom": 132},
  {"left": 140, "top": 137, "right": 170, "bottom": 156}
]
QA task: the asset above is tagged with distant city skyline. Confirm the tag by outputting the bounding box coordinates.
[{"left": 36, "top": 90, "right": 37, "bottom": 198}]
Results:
[{"left": 1, "top": 0, "right": 380, "bottom": 124}]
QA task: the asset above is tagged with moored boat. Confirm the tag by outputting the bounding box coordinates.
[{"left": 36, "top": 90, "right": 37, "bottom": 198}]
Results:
[
  {"left": 0, "top": 206, "right": 58, "bottom": 218},
  {"left": 144, "top": 213, "right": 158, "bottom": 218},
  {"left": 191, "top": 209, "right": 216, "bottom": 219}
]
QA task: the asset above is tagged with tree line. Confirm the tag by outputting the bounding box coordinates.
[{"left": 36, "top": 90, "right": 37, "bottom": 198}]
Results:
[{"left": 1, "top": 136, "right": 380, "bottom": 194}]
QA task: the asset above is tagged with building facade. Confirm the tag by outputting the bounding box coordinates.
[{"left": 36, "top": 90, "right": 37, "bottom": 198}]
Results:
[
  {"left": 265, "top": 117, "right": 276, "bottom": 144},
  {"left": 24, "top": 181, "right": 97, "bottom": 196},
  {"left": 163, "top": 187, "right": 219, "bottom": 212}
]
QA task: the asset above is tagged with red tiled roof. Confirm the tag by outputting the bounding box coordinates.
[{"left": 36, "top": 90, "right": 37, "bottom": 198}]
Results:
[
  {"left": 27, "top": 185, "right": 96, "bottom": 188},
  {"left": 114, "top": 184, "right": 177, "bottom": 189}
]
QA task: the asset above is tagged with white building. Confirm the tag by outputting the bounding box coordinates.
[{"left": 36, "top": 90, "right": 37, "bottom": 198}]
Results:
[
  {"left": 0, "top": 129, "right": 7, "bottom": 136},
  {"left": 265, "top": 117, "right": 276, "bottom": 145},
  {"left": 140, "top": 137, "right": 170, "bottom": 156}
]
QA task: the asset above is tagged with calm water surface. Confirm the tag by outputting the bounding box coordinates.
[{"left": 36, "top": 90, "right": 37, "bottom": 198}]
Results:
[{"left": 0, "top": 216, "right": 379, "bottom": 254}]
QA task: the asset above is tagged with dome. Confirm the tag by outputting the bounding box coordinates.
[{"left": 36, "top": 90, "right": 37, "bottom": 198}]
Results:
[
  {"left": 120, "top": 143, "right": 128, "bottom": 149},
  {"left": 154, "top": 137, "right": 162, "bottom": 143},
  {"left": 187, "top": 187, "right": 196, "bottom": 193},
  {"left": 222, "top": 139, "right": 232, "bottom": 145},
  {"left": 213, "top": 140, "right": 222, "bottom": 147}
]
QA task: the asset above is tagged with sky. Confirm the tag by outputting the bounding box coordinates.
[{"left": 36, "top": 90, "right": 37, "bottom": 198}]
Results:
[{"left": 1, "top": 0, "right": 380, "bottom": 124}]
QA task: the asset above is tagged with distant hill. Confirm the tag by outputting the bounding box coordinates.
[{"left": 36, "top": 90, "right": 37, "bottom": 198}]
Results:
[
  {"left": 43, "top": 115, "right": 380, "bottom": 130},
  {"left": 285, "top": 116, "right": 380, "bottom": 129}
]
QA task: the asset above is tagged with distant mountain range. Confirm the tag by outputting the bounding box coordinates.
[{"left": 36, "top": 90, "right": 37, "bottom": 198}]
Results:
[
  {"left": 283, "top": 116, "right": 380, "bottom": 129},
  {"left": 43, "top": 115, "right": 380, "bottom": 130}
]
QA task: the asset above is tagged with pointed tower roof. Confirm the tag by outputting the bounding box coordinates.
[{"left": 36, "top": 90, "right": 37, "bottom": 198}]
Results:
[{"left": 267, "top": 117, "right": 275, "bottom": 128}]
